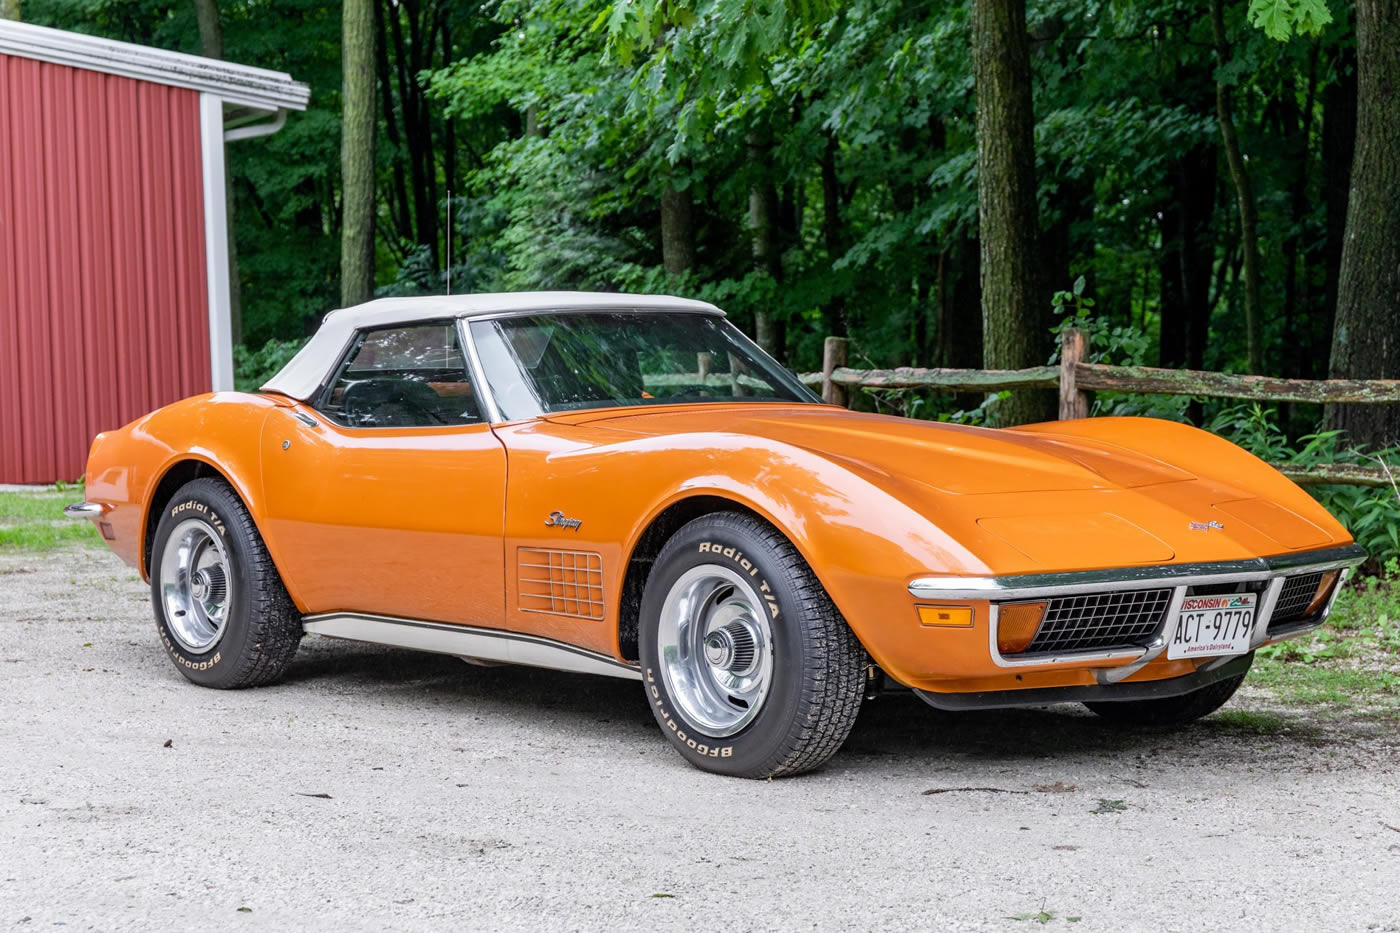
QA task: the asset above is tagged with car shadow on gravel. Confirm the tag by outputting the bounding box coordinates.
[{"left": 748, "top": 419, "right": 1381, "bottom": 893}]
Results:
[
  {"left": 840, "top": 691, "right": 1338, "bottom": 769},
  {"left": 276, "top": 636, "right": 1365, "bottom": 773}
]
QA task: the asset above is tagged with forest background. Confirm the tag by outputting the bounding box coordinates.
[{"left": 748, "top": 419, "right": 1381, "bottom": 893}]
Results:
[{"left": 8, "top": 0, "right": 1400, "bottom": 563}]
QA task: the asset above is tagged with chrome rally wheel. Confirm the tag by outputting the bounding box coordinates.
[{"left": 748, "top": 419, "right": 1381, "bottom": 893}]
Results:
[
  {"left": 638, "top": 511, "right": 867, "bottom": 778},
  {"left": 657, "top": 565, "right": 774, "bottom": 738},
  {"left": 159, "top": 518, "right": 233, "bottom": 653},
  {"left": 149, "top": 478, "right": 302, "bottom": 689}
]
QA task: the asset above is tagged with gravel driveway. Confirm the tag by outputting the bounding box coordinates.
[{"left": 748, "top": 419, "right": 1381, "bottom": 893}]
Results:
[{"left": 2, "top": 547, "right": 1397, "bottom": 932}]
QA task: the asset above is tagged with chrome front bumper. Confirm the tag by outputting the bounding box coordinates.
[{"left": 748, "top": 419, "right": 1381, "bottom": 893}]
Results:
[
  {"left": 63, "top": 501, "right": 109, "bottom": 520},
  {"left": 908, "top": 544, "right": 1368, "bottom": 679}
]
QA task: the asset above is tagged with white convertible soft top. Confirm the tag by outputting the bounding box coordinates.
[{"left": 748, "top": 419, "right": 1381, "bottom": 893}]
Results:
[{"left": 259, "top": 291, "right": 723, "bottom": 401}]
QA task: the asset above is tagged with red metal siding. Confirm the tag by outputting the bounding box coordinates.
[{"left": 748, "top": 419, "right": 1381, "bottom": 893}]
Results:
[{"left": 0, "top": 53, "right": 210, "bottom": 484}]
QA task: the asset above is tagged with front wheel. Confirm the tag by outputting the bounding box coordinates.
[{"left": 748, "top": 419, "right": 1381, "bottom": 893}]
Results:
[
  {"left": 149, "top": 477, "right": 302, "bottom": 688},
  {"left": 638, "top": 512, "right": 866, "bottom": 778}
]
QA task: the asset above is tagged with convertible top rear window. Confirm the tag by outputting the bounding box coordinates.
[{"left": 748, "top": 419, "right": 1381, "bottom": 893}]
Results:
[{"left": 469, "top": 311, "right": 819, "bottom": 420}]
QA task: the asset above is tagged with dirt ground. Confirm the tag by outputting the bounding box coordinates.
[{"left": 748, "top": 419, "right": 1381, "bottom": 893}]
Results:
[{"left": 2, "top": 546, "right": 1397, "bottom": 932}]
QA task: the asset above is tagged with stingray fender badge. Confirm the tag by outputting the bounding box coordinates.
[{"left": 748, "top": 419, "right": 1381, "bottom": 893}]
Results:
[
  {"left": 544, "top": 510, "right": 583, "bottom": 531},
  {"left": 1188, "top": 520, "right": 1225, "bottom": 531}
]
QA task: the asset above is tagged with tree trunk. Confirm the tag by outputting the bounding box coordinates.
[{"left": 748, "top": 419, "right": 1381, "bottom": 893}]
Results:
[
  {"left": 748, "top": 181, "right": 785, "bottom": 359},
  {"left": 660, "top": 186, "right": 696, "bottom": 276},
  {"left": 1209, "top": 0, "right": 1264, "bottom": 374},
  {"left": 374, "top": 0, "right": 413, "bottom": 245},
  {"left": 340, "top": 0, "right": 377, "bottom": 307},
  {"left": 1327, "top": 0, "right": 1400, "bottom": 446},
  {"left": 191, "top": 0, "right": 244, "bottom": 345},
  {"left": 0, "top": 0, "right": 19, "bottom": 21},
  {"left": 1322, "top": 41, "right": 1357, "bottom": 373},
  {"left": 973, "top": 0, "right": 1051, "bottom": 425},
  {"left": 1158, "top": 143, "right": 1217, "bottom": 370},
  {"left": 746, "top": 131, "right": 785, "bottom": 360},
  {"left": 819, "top": 132, "right": 847, "bottom": 337},
  {"left": 1279, "top": 49, "right": 1318, "bottom": 381}
]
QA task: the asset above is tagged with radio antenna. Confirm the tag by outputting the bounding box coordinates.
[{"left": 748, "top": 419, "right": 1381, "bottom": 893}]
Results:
[{"left": 445, "top": 188, "right": 452, "bottom": 295}]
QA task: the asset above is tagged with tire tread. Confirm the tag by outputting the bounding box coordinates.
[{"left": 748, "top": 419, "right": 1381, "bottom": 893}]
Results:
[
  {"left": 159, "top": 478, "right": 301, "bottom": 689},
  {"left": 658, "top": 511, "right": 866, "bottom": 778}
]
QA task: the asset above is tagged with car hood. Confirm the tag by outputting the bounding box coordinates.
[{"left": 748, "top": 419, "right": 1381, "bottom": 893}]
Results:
[
  {"left": 543, "top": 404, "right": 1347, "bottom": 571},
  {"left": 555, "top": 404, "right": 1195, "bottom": 495}
]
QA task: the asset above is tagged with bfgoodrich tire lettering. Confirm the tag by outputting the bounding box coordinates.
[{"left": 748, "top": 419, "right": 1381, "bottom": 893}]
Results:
[
  {"left": 149, "top": 477, "right": 301, "bottom": 689},
  {"left": 638, "top": 511, "right": 866, "bottom": 778}
]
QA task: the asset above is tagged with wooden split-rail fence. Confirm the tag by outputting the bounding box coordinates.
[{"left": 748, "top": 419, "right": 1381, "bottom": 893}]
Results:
[{"left": 794, "top": 328, "right": 1400, "bottom": 489}]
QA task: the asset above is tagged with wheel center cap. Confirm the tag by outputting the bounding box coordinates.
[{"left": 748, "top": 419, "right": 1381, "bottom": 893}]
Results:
[
  {"left": 704, "top": 630, "right": 734, "bottom": 667},
  {"left": 191, "top": 570, "right": 210, "bottom": 601}
]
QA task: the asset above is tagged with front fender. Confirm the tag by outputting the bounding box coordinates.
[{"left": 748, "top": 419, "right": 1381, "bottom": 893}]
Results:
[
  {"left": 498, "top": 419, "right": 991, "bottom": 685},
  {"left": 83, "top": 393, "right": 284, "bottom": 582}
]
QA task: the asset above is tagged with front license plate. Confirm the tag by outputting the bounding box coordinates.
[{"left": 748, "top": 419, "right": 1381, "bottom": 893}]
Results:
[{"left": 1167, "top": 593, "right": 1258, "bottom": 660}]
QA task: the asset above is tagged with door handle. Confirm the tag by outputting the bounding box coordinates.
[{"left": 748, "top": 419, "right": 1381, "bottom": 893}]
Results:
[{"left": 292, "top": 412, "right": 319, "bottom": 428}]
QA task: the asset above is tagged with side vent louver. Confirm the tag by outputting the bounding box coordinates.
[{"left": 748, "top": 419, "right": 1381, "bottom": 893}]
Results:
[{"left": 518, "top": 548, "right": 605, "bottom": 620}]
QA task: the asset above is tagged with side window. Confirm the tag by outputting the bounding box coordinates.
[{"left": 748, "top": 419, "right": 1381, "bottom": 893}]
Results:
[{"left": 316, "top": 322, "right": 483, "bottom": 428}]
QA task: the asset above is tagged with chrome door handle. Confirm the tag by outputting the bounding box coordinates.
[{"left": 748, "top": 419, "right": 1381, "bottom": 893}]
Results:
[{"left": 292, "top": 412, "right": 319, "bottom": 428}]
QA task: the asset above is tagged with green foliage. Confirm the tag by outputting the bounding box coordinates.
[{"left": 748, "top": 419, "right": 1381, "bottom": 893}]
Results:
[
  {"left": 36, "top": 0, "right": 1382, "bottom": 486},
  {"left": 1248, "top": 0, "right": 1333, "bottom": 41},
  {"left": 233, "top": 338, "right": 309, "bottom": 393},
  {"left": 1206, "top": 404, "right": 1400, "bottom": 568}
]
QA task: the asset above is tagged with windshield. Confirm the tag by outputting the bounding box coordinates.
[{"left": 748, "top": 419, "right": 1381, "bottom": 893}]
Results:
[{"left": 468, "top": 311, "right": 819, "bottom": 420}]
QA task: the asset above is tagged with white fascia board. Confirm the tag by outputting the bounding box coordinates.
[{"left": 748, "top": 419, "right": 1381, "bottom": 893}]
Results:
[
  {"left": 199, "top": 94, "right": 235, "bottom": 393},
  {"left": 0, "top": 20, "right": 309, "bottom": 112}
]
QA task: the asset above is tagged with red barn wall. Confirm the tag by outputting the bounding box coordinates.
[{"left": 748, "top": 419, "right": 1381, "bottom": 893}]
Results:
[{"left": 0, "top": 52, "right": 210, "bottom": 484}]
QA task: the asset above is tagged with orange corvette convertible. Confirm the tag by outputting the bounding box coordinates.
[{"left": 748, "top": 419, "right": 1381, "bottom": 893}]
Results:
[{"left": 68, "top": 292, "right": 1364, "bottom": 777}]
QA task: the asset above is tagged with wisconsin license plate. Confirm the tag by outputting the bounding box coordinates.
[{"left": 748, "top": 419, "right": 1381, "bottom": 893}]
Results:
[{"left": 1167, "top": 593, "right": 1258, "bottom": 660}]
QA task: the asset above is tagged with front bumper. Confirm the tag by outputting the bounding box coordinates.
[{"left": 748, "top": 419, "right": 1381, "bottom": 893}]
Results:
[
  {"left": 63, "top": 501, "right": 109, "bottom": 520},
  {"left": 908, "top": 543, "right": 1366, "bottom": 682},
  {"left": 914, "top": 652, "right": 1254, "bottom": 711}
]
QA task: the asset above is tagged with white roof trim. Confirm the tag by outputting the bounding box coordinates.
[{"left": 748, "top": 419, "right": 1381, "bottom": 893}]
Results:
[
  {"left": 0, "top": 20, "right": 309, "bottom": 112},
  {"left": 261, "top": 292, "right": 725, "bottom": 401}
]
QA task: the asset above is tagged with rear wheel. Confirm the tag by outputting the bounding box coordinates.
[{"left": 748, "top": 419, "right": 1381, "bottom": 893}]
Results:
[
  {"left": 638, "top": 512, "right": 866, "bottom": 778},
  {"left": 1084, "top": 659, "right": 1252, "bottom": 728},
  {"left": 149, "top": 478, "right": 301, "bottom": 688}
]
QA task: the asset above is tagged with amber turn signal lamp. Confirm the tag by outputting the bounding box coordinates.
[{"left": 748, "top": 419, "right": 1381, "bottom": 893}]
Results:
[
  {"left": 997, "top": 602, "right": 1047, "bottom": 655},
  {"left": 918, "top": 605, "right": 974, "bottom": 627},
  {"left": 1304, "top": 570, "right": 1341, "bottom": 617}
]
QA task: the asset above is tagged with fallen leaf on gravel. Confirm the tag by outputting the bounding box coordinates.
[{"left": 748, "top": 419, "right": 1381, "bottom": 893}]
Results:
[
  {"left": 296, "top": 792, "right": 333, "bottom": 799},
  {"left": 1383, "top": 823, "right": 1400, "bottom": 833},
  {"left": 923, "top": 787, "right": 1028, "bottom": 795},
  {"left": 1034, "top": 782, "right": 1076, "bottom": 793},
  {"left": 1091, "top": 799, "right": 1128, "bottom": 814},
  {"left": 162, "top": 740, "right": 172, "bottom": 748},
  {"left": 651, "top": 893, "right": 675, "bottom": 899},
  {"left": 81, "top": 643, "right": 92, "bottom": 648},
  {"left": 236, "top": 907, "right": 252, "bottom": 913}
]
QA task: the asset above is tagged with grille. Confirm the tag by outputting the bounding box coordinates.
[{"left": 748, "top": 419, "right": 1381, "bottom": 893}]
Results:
[
  {"left": 1020, "top": 588, "right": 1174, "bottom": 655},
  {"left": 518, "top": 548, "right": 605, "bottom": 620},
  {"left": 1271, "top": 572, "right": 1325, "bottom": 625}
]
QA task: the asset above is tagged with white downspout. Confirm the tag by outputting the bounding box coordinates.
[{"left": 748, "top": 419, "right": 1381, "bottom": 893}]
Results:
[{"left": 198, "top": 92, "right": 235, "bottom": 392}]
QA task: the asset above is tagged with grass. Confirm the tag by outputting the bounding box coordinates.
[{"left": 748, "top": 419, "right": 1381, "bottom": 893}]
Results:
[
  {"left": 0, "top": 489, "right": 103, "bottom": 552},
  {"left": 1206, "top": 709, "right": 1293, "bottom": 735},
  {"left": 1250, "top": 573, "right": 1400, "bottom": 716}
]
